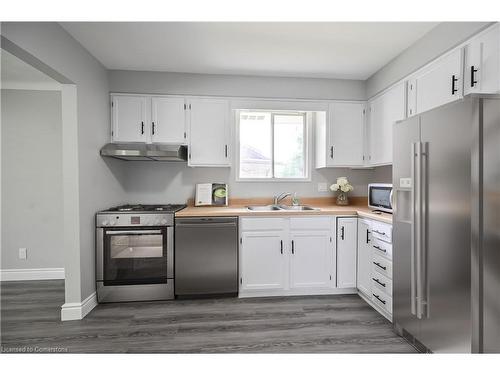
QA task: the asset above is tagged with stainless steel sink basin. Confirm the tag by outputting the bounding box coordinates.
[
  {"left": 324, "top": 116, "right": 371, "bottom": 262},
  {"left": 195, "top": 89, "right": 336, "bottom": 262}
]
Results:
[
  {"left": 278, "top": 205, "right": 318, "bottom": 211},
  {"left": 246, "top": 205, "right": 282, "bottom": 211},
  {"left": 246, "top": 204, "right": 318, "bottom": 211}
]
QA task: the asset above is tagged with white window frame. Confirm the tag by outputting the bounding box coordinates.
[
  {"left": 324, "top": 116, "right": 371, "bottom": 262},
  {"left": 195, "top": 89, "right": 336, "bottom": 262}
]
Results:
[{"left": 235, "top": 109, "right": 312, "bottom": 182}]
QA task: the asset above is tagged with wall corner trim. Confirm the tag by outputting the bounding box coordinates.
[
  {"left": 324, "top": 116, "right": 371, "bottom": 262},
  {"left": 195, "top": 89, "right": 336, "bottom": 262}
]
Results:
[
  {"left": 0, "top": 268, "right": 65, "bottom": 281},
  {"left": 60, "top": 291, "right": 97, "bottom": 321}
]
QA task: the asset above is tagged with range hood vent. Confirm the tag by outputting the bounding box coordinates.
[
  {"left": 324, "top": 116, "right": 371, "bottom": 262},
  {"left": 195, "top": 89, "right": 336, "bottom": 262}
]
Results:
[{"left": 100, "top": 143, "right": 188, "bottom": 161}]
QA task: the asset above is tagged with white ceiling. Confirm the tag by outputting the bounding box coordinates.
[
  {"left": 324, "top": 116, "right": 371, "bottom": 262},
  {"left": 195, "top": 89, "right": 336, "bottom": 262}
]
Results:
[
  {"left": 1, "top": 50, "right": 60, "bottom": 89},
  {"left": 61, "top": 22, "right": 438, "bottom": 80}
]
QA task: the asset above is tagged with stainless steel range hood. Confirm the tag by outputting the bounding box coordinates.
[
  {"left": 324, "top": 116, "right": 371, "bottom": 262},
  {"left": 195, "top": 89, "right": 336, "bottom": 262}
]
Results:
[{"left": 100, "top": 143, "right": 188, "bottom": 161}]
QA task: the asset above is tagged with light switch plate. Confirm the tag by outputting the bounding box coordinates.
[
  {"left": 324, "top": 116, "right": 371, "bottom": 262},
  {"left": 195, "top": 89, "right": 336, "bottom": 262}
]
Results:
[
  {"left": 318, "top": 182, "right": 328, "bottom": 192},
  {"left": 19, "top": 248, "right": 27, "bottom": 260},
  {"left": 400, "top": 177, "right": 412, "bottom": 188}
]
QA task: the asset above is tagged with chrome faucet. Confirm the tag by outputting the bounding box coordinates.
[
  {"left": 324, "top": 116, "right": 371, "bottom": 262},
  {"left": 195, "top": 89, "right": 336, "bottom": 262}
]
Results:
[{"left": 274, "top": 192, "right": 292, "bottom": 205}]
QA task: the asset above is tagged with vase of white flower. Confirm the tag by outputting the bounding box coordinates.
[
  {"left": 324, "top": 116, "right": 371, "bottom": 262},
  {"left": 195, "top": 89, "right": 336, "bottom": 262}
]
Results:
[{"left": 330, "top": 177, "right": 354, "bottom": 206}]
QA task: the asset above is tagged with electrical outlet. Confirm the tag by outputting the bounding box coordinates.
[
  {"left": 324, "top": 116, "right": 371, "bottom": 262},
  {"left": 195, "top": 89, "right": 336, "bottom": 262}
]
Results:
[
  {"left": 19, "top": 248, "right": 27, "bottom": 260},
  {"left": 318, "top": 182, "right": 328, "bottom": 192}
]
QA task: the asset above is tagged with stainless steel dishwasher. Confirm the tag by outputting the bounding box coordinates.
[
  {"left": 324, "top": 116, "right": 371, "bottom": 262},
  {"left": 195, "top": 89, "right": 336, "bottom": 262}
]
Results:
[{"left": 175, "top": 217, "right": 238, "bottom": 297}]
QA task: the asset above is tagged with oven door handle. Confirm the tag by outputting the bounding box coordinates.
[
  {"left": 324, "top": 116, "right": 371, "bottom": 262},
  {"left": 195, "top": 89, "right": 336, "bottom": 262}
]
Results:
[{"left": 105, "top": 230, "right": 163, "bottom": 235}]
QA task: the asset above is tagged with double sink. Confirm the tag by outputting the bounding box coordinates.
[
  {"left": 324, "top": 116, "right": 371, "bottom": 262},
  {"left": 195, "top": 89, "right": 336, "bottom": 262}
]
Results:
[{"left": 246, "top": 204, "right": 318, "bottom": 212}]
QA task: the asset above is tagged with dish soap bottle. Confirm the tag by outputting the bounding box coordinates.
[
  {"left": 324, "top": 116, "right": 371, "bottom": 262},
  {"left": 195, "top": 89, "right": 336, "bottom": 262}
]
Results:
[{"left": 292, "top": 192, "right": 300, "bottom": 206}]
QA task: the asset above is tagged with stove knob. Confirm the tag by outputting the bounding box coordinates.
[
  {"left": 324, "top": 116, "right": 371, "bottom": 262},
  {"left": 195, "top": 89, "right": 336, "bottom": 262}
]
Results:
[
  {"left": 102, "top": 220, "right": 109, "bottom": 226},
  {"left": 161, "top": 219, "right": 168, "bottom": 225},
  {"left": 110, "top": 220, "right": 116, "bottom": 226}
]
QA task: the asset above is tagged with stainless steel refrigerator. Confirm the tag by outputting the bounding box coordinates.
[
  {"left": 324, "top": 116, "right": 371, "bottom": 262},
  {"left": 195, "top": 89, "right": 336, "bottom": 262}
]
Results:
[{"left": 392, "top": 95, "right": 500, "bottom": 353}]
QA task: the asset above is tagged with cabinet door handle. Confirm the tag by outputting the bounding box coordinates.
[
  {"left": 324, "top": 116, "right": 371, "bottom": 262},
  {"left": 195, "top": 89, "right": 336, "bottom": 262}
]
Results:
[
  {"left": 225, "top": 145, "right": 228, "bottom": 158},
  {"left": 341, "top": 226, "right": 345, "bottom": 240},
  {"left": 372, "top": 278, "right": 386, "bottom": 288},
  {"left": 373, "top": 245, "right": 387, "bottom": 253},
  {"left": 141, "top": 121, "right": 145, "bottom": 135},
  {"left": 291, "top": 240, "right": 295, "bottom": 254},
  {"left": 280, "top": 240, "right": 283, "bottom": 254},
  {"left": 366, "top": 229, "right": 371, "bottom": 244},
  {"left": 451, "top": 74, "right": 458, "bottom": 95},
  {"left": 152, "top": 122, "right": 155, "bottom": 135},
  {"left": 330, "top": 146, "right": 334, "bottom": 159},
  {"left": 471, "top": 65, "right": 478, "bottom": 87},
  {"left": 373, "top": 261, "right": 387, "bottom": 271},
  {"left": 373, "top": 293, "right": 386, "bottom": 305}
]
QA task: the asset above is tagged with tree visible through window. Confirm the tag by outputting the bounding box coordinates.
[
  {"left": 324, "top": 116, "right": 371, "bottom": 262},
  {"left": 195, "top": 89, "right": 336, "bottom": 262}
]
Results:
[{"left": 239, "top": 111, "right": 307, "bottom": 179}]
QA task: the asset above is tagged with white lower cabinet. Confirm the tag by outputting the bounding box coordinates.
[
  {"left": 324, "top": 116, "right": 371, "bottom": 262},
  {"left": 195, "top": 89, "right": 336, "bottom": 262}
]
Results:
[
  {"left": 336, "top": 217, "right": 357, "bottom": 288},
  {"left": 357, "top": 218, "right": 372, "bottom": 296},
  {"left": 239, "top": 231, "right": 287, "bottom": 292},
  {"left": 289, "top": 231, "right": 332, "bottom": 289},
  {"left": 239, "top": 216, "right": 346, "bottom": 297},
  {"left": 356, "top": 217, "right": 394, "bottom": 321}
]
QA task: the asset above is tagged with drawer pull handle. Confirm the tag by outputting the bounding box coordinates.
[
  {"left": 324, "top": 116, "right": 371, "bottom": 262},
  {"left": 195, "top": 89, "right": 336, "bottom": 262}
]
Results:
[
  {"left": 373, "top": 245, "right": 387, "bottom": 253},
  {"left": 372, "top": 278, "right": 386, "bottom": 287},
  {"left": 373, "top": 261, "right": 387, "bottom": 270},
  {"left": 373, "top": 293, "right": 386, "bottom": 305},
  {"left": 373, "top": 230, "right": 386, "bottom": 236}
]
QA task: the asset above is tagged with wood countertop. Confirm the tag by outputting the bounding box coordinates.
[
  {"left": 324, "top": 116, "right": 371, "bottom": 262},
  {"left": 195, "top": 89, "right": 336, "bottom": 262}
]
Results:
[{"left": 175, "top": 197, "right": 393, "bottom": 224}]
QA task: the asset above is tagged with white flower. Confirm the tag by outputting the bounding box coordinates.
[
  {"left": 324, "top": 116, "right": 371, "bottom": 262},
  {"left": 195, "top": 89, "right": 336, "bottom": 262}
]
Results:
[
  {"left": 330, "top": 183, "right": 339, "bottom": 192},
  {"left": 337, "top": 177, "right": 348, "bottom": 186},
  {"left": 341, "top": 183, "right": 353, "bottom": 192}
]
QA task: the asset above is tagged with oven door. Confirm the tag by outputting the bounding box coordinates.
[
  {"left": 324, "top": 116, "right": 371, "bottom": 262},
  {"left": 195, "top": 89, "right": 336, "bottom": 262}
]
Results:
[{"left": 98, "top": 227, "right": 171, "bottom": 285}]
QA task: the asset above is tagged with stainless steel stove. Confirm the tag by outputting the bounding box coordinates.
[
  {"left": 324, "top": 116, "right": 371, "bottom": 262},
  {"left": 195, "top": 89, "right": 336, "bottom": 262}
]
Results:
[{"left": 95, "top": 204, "right": 186, "bottom": 303}]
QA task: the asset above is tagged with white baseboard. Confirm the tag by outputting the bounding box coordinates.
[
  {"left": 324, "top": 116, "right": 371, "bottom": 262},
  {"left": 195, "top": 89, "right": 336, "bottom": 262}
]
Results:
[
  {"left": 238, "top": 287, "right": 357, "bottom": 299},
  {"left": 0, "top": 268, "right": 65, "bottom": 281},
  {"left": 61, "top": 291, "right": 98, "bottom": 321}
]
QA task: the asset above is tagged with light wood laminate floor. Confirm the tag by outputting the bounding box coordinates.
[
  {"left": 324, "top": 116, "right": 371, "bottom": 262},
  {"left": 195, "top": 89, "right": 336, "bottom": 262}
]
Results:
[{"left": 1, "top": 280, "right": 417, "bottom": 353}]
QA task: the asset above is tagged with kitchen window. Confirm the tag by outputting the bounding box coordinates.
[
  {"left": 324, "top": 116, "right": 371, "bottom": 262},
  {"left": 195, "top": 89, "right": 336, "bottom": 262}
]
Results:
[{"left": 237, "top": 110, "right": 309, "bottom": 180}]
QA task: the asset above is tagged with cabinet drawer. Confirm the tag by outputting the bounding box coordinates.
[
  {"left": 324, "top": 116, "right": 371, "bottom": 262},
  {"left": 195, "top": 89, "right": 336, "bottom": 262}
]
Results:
[
  {"left": 371, "top": 270, "right": 393, "bottom": 296},
  {"left": 372, "top": 253, "right": 392, "bottom": 279},
  {"left": 371, "top": 290, "right": 393, "bottom": 315},
  {"left": 240, "top": 217, "right": 286, "bottom": 231},
  {"left": 370, "top": 221, "right": 392, "bottom": 243},
  {"left": 371, "top": 237, "right": 392, "bottom": 260},
  {"left": 289, "top": 216, "right": 332, "bottom": 230}
]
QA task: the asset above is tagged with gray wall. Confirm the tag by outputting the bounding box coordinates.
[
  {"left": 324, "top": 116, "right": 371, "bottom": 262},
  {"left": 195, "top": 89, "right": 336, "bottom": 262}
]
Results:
[
  {"left": 121, "top": 163, "right": 377, "bottom": 204},
  {"left": 1, "top": 23, "right": 128, "bottom": 303},
  {"left": 1, "top": 89, "right": 63, "bottom": 270},
  {"left": 366, "top": 22, "right": 493, "bottom": 98},
  {"left": 108, "top": 70, "right": 366, "bottom": 100}
]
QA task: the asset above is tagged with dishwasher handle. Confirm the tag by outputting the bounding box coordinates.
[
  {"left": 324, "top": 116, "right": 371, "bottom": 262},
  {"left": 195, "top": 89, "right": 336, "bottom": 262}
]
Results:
[
  {"left": 176, "top": 222, "right": 237, "bottom": 228},
  {"left": 176, "top": 217, "right": 238, "bottom": 227}
]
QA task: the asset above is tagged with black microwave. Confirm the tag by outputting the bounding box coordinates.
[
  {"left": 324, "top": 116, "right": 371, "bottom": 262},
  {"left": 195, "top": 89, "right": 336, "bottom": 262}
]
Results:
[{"left": 368, "top": 183, "right": 393, "bottom": 213}]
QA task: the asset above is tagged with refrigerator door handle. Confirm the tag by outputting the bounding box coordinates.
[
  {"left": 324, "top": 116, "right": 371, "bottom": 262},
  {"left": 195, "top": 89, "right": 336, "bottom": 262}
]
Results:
[
  {"left": 421, "top": 141, "right": 429, "bottom": 318},
  {"left": 415, "top": 141, "right": 424, "bottom": 319},
  {"left": 410, "top": 142, "right": 418, "bottom": 316}
]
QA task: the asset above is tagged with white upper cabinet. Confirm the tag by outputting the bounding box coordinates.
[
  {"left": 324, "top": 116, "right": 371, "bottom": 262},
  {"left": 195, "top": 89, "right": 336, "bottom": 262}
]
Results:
[
  {"left": 151, "top": 97, "right": 187, "bottom": 144},
  {"left": 408, "top": 48, "right": 464, "bottom": 116},
  {"left": 329, "top": 102, "right": 366, "bottom": 167},
  {"left": 315, "top": 101, "right": 366, "bottom": 168},
  {"left": 368, "top": 82, "right": 406, "bottom": 166},
  {"left": 289, "top": 231, "right": 332, "bottom": 289},
  {"left": 111, "top": 95, "right": 148, "bottom": 143},
  {"left": 464, "top": 24, "right": 500, "bottom": 95},
  {"left": 187, "top": 98, "right": 230, "bottom": 167}
]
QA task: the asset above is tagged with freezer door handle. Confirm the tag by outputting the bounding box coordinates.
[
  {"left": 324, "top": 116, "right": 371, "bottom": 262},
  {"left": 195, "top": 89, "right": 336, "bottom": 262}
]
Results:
[{"left": 415, "top": 141, "right": 425, "bottom": 320}]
